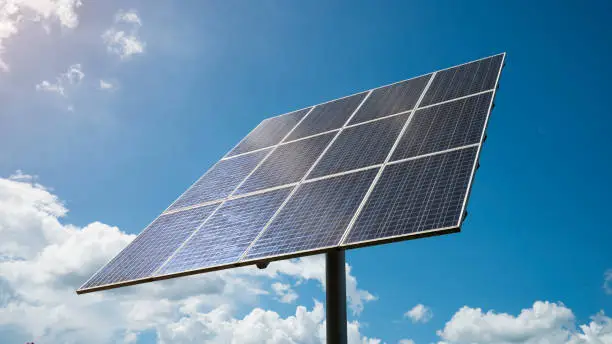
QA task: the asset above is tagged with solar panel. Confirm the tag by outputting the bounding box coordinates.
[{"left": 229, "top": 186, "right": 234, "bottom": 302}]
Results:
[
  {"left": 343, "top": 146, "right": 477, "bottom": 246},
  {"left": 308, "top": 113, "right": 409, "bottom": 179},
  {"left": 226, "top": 108, "right": 311, "bottom": 158},
  {"left": 77, "top": 53, "right": 505, "bottom": 294},
  {"left": 348, "top": 74, "right": 431, "bottom": 125},
  {"left": 285, "top": 92, "right": 368, "bottom": 142},
  {"left": 167, "top": 149, "right": 271, "bottom": 211},
  {"left": 236, "top": 132, "right": 335, "bottom": 194}
]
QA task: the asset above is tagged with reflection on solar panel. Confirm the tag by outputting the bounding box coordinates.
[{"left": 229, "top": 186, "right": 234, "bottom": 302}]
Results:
[{"left": 78, "top": 53, "right": 505, "bottom": 294}]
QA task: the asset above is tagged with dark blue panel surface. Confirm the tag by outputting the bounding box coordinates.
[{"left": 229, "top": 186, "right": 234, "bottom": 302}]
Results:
[
  {"left": 345, "top": 147, "right": 477, "bottom": 245},
  {"left": 158, "top": 187, "right": 292, "bottom": 275},
  {"left": 80, "top": 204, "right": 219, "bottom": 289},
  {"left": 391, "top": 92, "right": 492, "bottom": 161},
  {"left": 168, "top": 149, "right": 271, "bottom": 211},
  {"left": 227, "top": 108, "right": 310, "bottom": 157},
  {"left": 236, "top": 133, "right": 334, "bottom": 194},
  {"left": 348, "top": 74, "right": 431, "bottom": 125},
  {"left": 244, "top": 169, "right": 377, "bottom": 260},
  {"left": 308, "top": 113, "right": 408, "bottom": 179},
  {"left": 285, "top": 92, "right": 367, "bottom": 141},
  {"left": 420, "top": 54, "right": 502, "bottom": 107}
]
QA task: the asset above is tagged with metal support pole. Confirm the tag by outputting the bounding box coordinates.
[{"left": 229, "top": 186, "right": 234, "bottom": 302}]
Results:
[{"left": 326, "top": 249, "right": 347, "bottom": 344}]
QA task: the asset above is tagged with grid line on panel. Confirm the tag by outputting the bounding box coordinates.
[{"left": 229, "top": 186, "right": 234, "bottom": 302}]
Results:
[
  {"left": 338, "top": 70, "right": 437, "bottom": 244},
  {"left": 344, "top": 147, "right": 478, "bottom": 244},
  {"left": 349, "top": 74, "right": 431, "bottom": 125},
  {"left": 308, "top": 113, "right": 410, "bottom": 179},
  {"left": 391, "top": 92, "right": 493, "bottom": 161},
  {"left": 157, "top": 187, "right": 293, "bottom": 275},
  {"left": 226, "top": 108, "right": 311, "bottom": 157},
  {"left": 420, "top": 54, "right": 503, "bottom": 107},
  {"left": 285, "top": 92, "right": 368, "bottom": 142},
  {"left": 79, "top": 204, "right": 219, "bottom": 290},
  {"left": 244, "top": 169, "right": 378, "bottom": 260},
  {"left": 166, "top": 149, "right": 271, "bottom": 212}
]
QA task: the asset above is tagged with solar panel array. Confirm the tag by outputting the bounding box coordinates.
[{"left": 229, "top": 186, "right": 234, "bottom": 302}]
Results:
[{"left": 78, "top": 53, "right": 505, "bottom": 294}]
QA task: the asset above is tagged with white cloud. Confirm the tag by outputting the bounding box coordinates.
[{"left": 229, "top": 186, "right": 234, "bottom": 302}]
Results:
[
  {"left": 437, "top": 301, "right": 612, "bottom": 344},
  {"left": 35, "top": 63, "right": 84, "bottom": 96},
  {"left": 99, "top": 79, "right": 115, "bottom": 90},
  {"left": 399, "top": 340, "right": 416, "bottom": 344},
  {"left": 605, "top": 270, "right": 612, "bottom": 295},
  {"left": 102, "top": 9, "right": 145, "bottom": 59},
  {"left": 271, "top": 282, "right": 298, "bottom": 304},
  {"left": 0, "top": 172, "right": 379, "bottom": 343},
  {"left": 405, "top": 304, "right": 433, "bottom": 324},
  {"left": 0, "top": 0, "right": 82, "bottom": 71}
]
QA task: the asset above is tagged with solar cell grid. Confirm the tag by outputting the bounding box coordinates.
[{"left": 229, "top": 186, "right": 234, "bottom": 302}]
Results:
[
  {"left": 244, "top": 169, "right": 378, "bottom": 260},
  {"left": 236, "top": 132, "right": 335, "bottom": 194},
  {"left": 77, "top": 53, "right": 505, "bottom": 294},
  {"left": 391, "top": 92, "right": 492, "bottom": 162},
  {"left": 158, "top": 187, "right": 293, "bottom": 275},
  {"left": 344, "top": 146, "right": 478, "bottom": 245},
  {"left": 226, "top": 108, "right": 311, "bottom": 157},
  {"left": 167, "top": 149, "right": 271, "bottom": 211},
  {"left": 285, "top": 92, "right": 368, "bottom": 142},
  {"left": 348, "top": 74, "right": 431, "bottom": 125},
  {"left": 81, "top": 204, "right": 219, "bottom": 289},
  {"left": 308, "top": 113, "right": 409, "bottom": 179},
  {"left": 420, "top": 54, "right": 502, "bottom": 107}
]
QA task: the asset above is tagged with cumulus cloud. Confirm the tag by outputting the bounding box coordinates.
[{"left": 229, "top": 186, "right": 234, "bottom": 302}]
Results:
[
  {"left": 405, "top": 304, "right": 433, "bottom": 324},
  {"left": 399, "top": 340, "right": 416, "bottom": 344},
  {"left": 0, "top": 172, "right": 378, "bottom": 343},
  {"left": 605, "top": 270, "right": 612, "bottom": 295},
  {"left": 35, "top": 63, "right": 84, "bottom": 96},
  {"left": 437, "top": 301, "right": 612, "bottom": 344},
  {"left": 102, "top": 9, "right": 145, "bottom": 59},
  {"left": 0, "top": 0, "right": 82, "bottom": 71},
  {"left": 271, "top": 282, "right": 298, "bottom": 304}
]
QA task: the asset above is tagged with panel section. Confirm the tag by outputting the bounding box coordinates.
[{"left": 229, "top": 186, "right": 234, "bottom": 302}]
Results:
[
  {"left": 158, "top": 187, "right": 292, "bottom": 275},
  {"left": 168, "top": 149, "right": 271, "bottom": 211},
  {"left": 285, "top": 92, "right": 367, "bottom": 141},
  {"left": 344, "top": 147, "right": 477, "bottom": 245},
  {"left": 308, "top": 113, "right": 408, "bottom": 179},
  {"left": 244, "top": 169, "right": 377, "bottom": 260},
  {"left": 236, "top": 132, "right": 335, "bottom": 194},
  {"left": 420, "top": 55, "right": 502, "bottom": 106},
  {"left": 226, "top": 108, "right": 310, "bottom": 157},
  {"left": 391, "top": 92, "right": 492, "bottom": 161},
  {"left": 79, "top": 204, "right": 219, "bottom": 290},
  {"left": 349, "top": 74, "right": 431, "bottom": 125}
]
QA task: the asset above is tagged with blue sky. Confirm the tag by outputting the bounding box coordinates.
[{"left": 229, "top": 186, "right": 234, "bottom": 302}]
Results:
[{"left": 0, "top": 1, "right": 611, "bottom": 343}]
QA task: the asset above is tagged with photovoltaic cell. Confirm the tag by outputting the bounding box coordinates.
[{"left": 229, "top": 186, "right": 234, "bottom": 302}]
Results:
[
  {"left": 344, "top": 147, "right": 478, "bottom": 245},
  {"left": 348, "top": 74, "right": 431, "bottom": 125},
  {"left": 285, "top": 92, "right": 367, "bottom": 142},
  {"left": 236, "top": 133, "right": 335, "bottom": 194},
  {"left": 226, "top": 108, "right": 310, "bottom": 157},
  {"left": 420, "top": 54, "right": 502, "bottom": 107},
  {"left": 158, "top": 187, "right": 292, "bottom": 275},
  {"left": 245, "top": 169, "right": 378, "bottom": 260},
  {"left": 168, "top": 149, "right": 271, "bottom": 211},
  {"left": 308, "top": 113, "right": 409, "bottom": 179},
  {"left": 81, "top": 204, "right": 219, "bottom": 289},
  {"left": 391, "top": 92, "right": 492, "bottom": 161}
]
